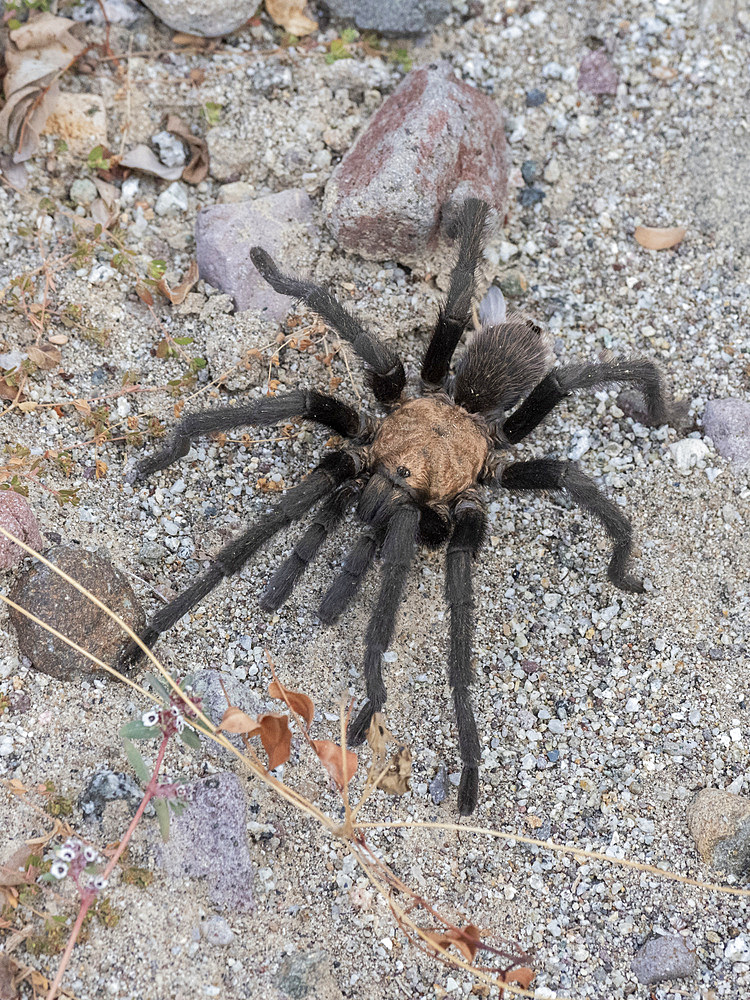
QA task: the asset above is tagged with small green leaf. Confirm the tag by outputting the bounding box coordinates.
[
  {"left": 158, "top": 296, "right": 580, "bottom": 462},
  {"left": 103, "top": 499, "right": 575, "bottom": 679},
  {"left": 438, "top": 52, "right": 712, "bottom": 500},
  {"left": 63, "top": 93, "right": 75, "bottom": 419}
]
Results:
[
  {"left": 202, "top": 101, "right": 222, "bottom": 126},
  {"left": 123, "top": 738, "right": 151, "bottom": 785},
  {"left": 154, "top": 797, "right": 170, "bottom": 841},
  {"left": 8, "top": 18, "right": 22, "bottom": 30},
  {"left": 179, "top": 726, "right": 201, "bottom": 750},
  {"left": 143, "top": 672, "right": 172, "bottom": 704},
  {"left": 120, "top": 720, "right": 161, "bottom": 740},
  {"left": 341, "top": 27, "right": 359, "bottom": 43},
  {"left": 173, "top": 336, "right": 194, "bottom": 346},
  {"left": 147, "top": 259, "right": 167, "bottom": 280}
]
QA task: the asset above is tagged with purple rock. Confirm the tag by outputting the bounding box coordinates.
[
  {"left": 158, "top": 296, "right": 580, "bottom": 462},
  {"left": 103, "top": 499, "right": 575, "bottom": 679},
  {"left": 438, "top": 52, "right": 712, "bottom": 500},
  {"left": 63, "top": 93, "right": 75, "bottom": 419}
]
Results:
[
  {"left": 703, "top": 398, "right": 750, "bottom": 467},
  {"left": 631, "top": 934, "right": 697, "bottom": 985},
  {"left": 0, "top": 491, "right": 43, "bottom": 571},
  {"left": 195, "top": 189, "right": 314, "bottom": 318},
  {"left": 577, "top": 49, "right": 619, "bottom": 96},
  {"left": 159, "top": 772, "right": 254, "bottom": 911},
  {"left": 323, "top": 62, "right": 508, "bottom": 261}
]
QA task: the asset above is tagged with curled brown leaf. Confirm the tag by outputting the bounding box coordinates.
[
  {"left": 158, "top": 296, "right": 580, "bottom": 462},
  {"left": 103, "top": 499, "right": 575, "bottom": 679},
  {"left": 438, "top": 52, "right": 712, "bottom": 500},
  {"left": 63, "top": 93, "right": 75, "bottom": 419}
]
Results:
[
  {"left": 366, "top": 713, "right": 412, "bottom": 796},
  {"left": 164, "top": 114, "right": 209, "bottom": 185},
  {"left": 218, "top": 706, "right": 261, "bottom": 735},
  {"left": 258, "top": 712, "right": 292, "bottom": 770},
  {"left": 422, "top": 924, "right": 482, "bottom": 964},
  {"left": 268, "top": 679, "right": 314, "bottom": 729},
  {"left": 311, "top": 739, "right": 358, "bottom": 788},
  {"left": 156, "top": 261, "right": 199, "bottom": 305}
]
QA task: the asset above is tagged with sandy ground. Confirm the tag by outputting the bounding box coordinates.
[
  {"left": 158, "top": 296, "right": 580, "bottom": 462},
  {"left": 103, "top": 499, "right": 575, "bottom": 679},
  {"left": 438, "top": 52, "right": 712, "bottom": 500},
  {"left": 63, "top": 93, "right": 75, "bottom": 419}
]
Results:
[{"left": 1, "top": 2, "right": 749, "bottom": 999}]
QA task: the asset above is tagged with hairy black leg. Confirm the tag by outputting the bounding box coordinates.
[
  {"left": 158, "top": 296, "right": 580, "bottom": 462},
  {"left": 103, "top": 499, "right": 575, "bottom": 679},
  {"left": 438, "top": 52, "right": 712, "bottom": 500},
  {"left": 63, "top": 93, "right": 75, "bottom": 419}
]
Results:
[
  {"left": 318, "top": 522, "right": 385, "bottom": 624},
  {"left": 445, "top": 498, "right": 488, "bottom": 815},
  {"left": 120, "top": 452, "right": 358, "bottom": 665},
  {"left": 250, "top": 248, "right": 405, "bottom": 403},
  {"left": 136, "top": 390, "right": 367, "bottom": 481},
  {"left": 259, "top": 483, "right": 357, "bottom": 611},
  {"left": 501, "top": 459, "right": 644, "bottom": 592},
  {"left": 421, "top": 199, "right": 489, "bottom": 388},
  {"left": 502, "top": 360, "right": 684, "bottom": 445},
  {"left": 348, "top": 505, "right": 420, "bottom": 745}
]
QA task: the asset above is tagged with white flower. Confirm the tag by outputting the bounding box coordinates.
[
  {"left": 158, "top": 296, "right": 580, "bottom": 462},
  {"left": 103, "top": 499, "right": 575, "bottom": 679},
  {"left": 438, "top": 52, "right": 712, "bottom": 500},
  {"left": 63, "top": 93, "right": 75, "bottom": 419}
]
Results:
[
  {"left": 50, "top": 860, "right": 69, "bottom": 880},
  {"left": 58, "top": 845, "right": 76, "bottom": 863},
  {"left": 142, "top": 708, "right": 160, "bottom": 728},
  {"left": 174, "top": 712, "right": 185, "bottom": 733},
  {"left": 83, "top": 846, "right": 98, "bottom": 863},
  {"left": 91, "top": 875, "right": 107, "bottom": 891},
  {"left": 170, "top": 705, "right": 181, "bottom": 718}
]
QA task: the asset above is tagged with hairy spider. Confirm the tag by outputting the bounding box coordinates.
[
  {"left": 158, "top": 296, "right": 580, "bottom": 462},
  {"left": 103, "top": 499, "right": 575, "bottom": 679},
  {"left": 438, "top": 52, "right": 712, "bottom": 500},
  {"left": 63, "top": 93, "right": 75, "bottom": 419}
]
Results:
[{"left": 124, "top": 199, "right": 685, "bottom": 814}]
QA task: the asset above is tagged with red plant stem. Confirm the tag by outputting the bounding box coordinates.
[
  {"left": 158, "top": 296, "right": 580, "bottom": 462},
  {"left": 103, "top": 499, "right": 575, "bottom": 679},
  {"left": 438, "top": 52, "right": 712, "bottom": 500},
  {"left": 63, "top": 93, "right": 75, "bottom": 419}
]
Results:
[{"left": 46, "top": 734, "right": 170, "bottom": 1000}]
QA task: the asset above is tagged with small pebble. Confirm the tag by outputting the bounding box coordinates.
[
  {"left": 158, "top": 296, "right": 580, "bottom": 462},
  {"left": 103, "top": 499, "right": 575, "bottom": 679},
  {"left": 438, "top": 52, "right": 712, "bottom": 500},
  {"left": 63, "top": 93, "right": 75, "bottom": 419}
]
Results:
[
  {"left": 525, "top": 88, "right": 546, "bottom": 107},
  {"left": 631, "top": 934, "right": 697, "bottom": 985},
  {"left": 70, "top": 178, "right": 98, "bottom": 207}
]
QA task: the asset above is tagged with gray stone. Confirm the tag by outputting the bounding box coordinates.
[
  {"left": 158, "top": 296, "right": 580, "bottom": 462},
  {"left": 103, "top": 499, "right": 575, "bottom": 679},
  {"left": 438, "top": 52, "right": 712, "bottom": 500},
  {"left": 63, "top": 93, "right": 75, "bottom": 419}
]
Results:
[
  {"left": 200, "top": 915, "right": 235, "bottom": 946},
  {"left": 323, "top": 62, "right": 508, "bottom": 262},
  {"left": 687, "top": 787, "right": 750, "bottom": 880},
  {"left": 323, "top": 0, "right": 450, "bottom": 35},
  {"left": 195, "top": 189, "right": 314, "bottom": 318},
  {"left": 276, "top": 949, "right": 329, "bottom": 999},
  {"left": 152, "top": 130, "right": 186, "bottom": 168},
  {"left": 70, "top": 178, "right": 98, "bottom": 207},
  {"left": 138, "top": 0, "right": 256, "bottom": 37},
  {"left": 703, "top": 398, "right": 750, "bottom": 467},
  {"left": 139, "top": 540, "right": 167, "bottom": 563},
  {"left": 79, "top": 769, "right": 145, "bottom": 822},
  {"left": 8, "top": 546, "right": 144, "bottom": 680},
  {"left": 154, "top": 181, "right": 188, "bottom": 217},
  {"left": 631, "top": 934, "right": 697, "bottom": 985},
  {"left": 429, "top": 765, "right": 447, "bottom": 805},
  {"left": 193, "top": 669, "right": 263, "bottom": 758},
  {"left": 158, "top": 773, "right": 255, "bottom": 911}
]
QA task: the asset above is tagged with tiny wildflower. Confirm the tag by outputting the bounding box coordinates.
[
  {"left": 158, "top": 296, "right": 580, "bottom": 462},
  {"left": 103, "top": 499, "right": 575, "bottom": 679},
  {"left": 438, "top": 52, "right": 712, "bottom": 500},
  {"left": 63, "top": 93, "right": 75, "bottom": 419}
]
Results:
[
  {"left": 142, "top": 708, "right": 161, "bottom": 728},
  {"left": 51, "top": 860, "right": 69, "bottom": 880},
  {"left": 83, "top": 846, "right": 98, "bottom": 863},
  {"left": 91, "top": 875, "right": 108, "bottom": 891},
  {"left": 58, "top": 845, "right": 76, "bottom": 862}
]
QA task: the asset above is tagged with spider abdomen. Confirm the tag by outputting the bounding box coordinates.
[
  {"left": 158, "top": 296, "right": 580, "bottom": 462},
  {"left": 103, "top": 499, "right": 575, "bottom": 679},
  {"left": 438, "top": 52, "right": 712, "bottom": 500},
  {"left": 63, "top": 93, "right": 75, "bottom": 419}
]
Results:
[{"left": 370, "top": 397, "right": 491, "bottom": 502}]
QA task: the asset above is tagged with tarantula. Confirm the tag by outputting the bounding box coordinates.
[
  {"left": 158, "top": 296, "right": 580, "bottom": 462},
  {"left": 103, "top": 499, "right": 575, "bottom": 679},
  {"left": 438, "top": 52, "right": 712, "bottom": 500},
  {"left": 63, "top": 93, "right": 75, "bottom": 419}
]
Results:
[{"left": 124, "top": 199, "right": 684, "bottom": 814}]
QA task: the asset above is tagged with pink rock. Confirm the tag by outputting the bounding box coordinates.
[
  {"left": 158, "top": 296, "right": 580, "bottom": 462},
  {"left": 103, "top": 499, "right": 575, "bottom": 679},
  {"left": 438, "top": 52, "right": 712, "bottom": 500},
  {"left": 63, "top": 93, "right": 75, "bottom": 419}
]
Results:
[
  {"left": 323, "top": 62, "right": 508, "bottom": 261},
  {"left": 195, "top": 188, "right": 314, "bottom": 317},
  {"left": 578, "top": 49, "right": 619, "bottom": 96},
  {"left": 0, "top": 491, "right": 43, "bottom": 570}
]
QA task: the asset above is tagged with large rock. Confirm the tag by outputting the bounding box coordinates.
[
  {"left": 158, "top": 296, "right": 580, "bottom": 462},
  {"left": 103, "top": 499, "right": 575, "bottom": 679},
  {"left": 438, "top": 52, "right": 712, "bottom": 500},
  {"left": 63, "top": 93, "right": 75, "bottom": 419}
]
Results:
[
  {"left": 158, "top": 773, "right": 255, "bottom": 911},
  {"left": 8, "top": 545, "right": 144, "bottom": 680},
  {"left": 687, "top": 787, "right": 750, "bottom": 880},
  {"left": 0, "top": 491, "right": 44, "bottom": 571},
  {"left": 323, "top": 62, "right": 508, "bottom": 261},
  {"left": 703, "top": 398, "right": 750, "bottom": 467},
  {"left": 323, "top": 0, "right": 450, "bottom": 34},
  {"left": 139, "top": 0, "right": 255, "bottom": 36},
  {"left": 195, "top": 189, "right": 314, "bottom": 318}
]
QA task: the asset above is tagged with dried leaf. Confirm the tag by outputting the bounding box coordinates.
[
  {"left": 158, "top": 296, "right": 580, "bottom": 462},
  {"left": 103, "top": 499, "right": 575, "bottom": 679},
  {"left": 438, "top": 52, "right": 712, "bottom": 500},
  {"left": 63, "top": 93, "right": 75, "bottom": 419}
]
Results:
[
  {"left": 311, "top": 739, "right": 358, "bottom": 788},
  {"left": 218, "top": 706, "right": 261, "bottom": 735},
  {"left": 502, "top": 967, "right": 535, "bottom": 989},
  {"left": 366, "top": 713, "right": 412, "bottom": 795},
  {"left": 0, "top": 14, "right": 86, "bottom": 162},
  {"left": 268, "top": 679, "right": 314, "bottom": 729},
  {"left": 0, "top": 954, "right": 18, "bottom": 1000},
  {"left": 634, "top": 225, "right": 686, "bottom": 250},
  {"left": 119, "top": 144, "right": 183, "bottom": 180},
  {"left": 266, "top": 0, "right": 318, "bottom": 36},
  {"left": 377, "top": 745, "right": 412, "bottom": 796},
  {"left": 164, "top": 114, "right": 209, "bottom": 185},
  {"left": 258, "top": 712, "right": 292, "bottom": 769},
  {"left": 0, "top": 845, "right": 38, "bottom": 888},
  {"left": 26, "top": 344, "right": 61, "bottom": 370},
  {"left": 0, "top": 379, "right": 25, "bottom": 403},
  {"left": 422, "top": 924, "right": 482, "bottom": 964},
  {"left": 156, "top": 261, "right": 199, "bottom": 305}
]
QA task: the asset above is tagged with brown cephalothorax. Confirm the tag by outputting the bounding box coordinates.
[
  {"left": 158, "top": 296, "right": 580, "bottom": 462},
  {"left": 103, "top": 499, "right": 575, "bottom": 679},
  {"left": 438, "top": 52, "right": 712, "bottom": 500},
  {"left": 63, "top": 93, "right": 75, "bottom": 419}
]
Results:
[{"left": 125, "top": 199, "right": 687, "bottom": 816}]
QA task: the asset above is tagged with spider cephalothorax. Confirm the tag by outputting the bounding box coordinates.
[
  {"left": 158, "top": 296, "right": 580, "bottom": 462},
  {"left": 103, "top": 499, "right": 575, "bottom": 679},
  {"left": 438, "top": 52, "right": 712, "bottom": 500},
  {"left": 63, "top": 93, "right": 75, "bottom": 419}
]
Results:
[{"left": 124, "top": 199, "right": 685, "bottom": 814}]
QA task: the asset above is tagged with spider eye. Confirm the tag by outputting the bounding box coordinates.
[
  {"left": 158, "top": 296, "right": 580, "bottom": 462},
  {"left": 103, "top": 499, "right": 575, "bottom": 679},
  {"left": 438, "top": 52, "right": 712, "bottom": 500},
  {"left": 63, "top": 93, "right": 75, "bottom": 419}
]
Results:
[{"left": 396, "top": 466, "right": 410, "bottom": 478}]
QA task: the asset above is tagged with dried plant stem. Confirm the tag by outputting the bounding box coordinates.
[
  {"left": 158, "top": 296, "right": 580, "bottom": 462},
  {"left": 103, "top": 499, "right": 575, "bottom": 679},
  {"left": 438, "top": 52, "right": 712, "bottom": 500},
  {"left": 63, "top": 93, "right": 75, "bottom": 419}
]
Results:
[{"left": 356, "top": 819, "right": 750, "bottom": 898}]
